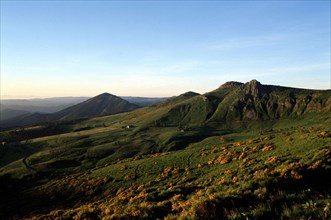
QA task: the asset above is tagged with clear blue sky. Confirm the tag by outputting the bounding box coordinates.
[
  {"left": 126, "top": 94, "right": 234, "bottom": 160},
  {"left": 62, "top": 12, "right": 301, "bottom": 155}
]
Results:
[{"left": 1, "top": 1, "right": 330, "bottom": 98}]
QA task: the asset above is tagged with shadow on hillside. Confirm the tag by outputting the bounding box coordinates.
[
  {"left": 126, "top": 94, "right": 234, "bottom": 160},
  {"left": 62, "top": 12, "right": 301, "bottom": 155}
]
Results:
[
  {"left": 0, "top": 158, "right": 112, "bottom": 219},
  {"left": 0, "top": 142, "right": 34, "bottom": 167},
  {"left": 163, "top": 127, "right": 231, "bottom": 151},
  {"left": 0, "top": 174, "right": 31, "bottom": 219}
]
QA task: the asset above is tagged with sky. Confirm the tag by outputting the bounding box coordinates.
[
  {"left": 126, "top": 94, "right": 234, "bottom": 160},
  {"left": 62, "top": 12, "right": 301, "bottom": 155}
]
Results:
[{"left": 1, "top": 1, "right": 330, "bottom": 99}]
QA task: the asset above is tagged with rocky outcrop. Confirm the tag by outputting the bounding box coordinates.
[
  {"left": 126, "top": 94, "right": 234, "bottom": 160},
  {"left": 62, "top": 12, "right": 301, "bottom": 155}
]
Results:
[{"left": 245, "top": 79, "right": 263, "bottom": 97}]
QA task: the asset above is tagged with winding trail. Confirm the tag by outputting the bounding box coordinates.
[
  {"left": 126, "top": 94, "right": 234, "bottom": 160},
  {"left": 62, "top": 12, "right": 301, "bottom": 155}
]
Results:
[{"left": 22, "top": 156, "right": 37, "bottom": 171}]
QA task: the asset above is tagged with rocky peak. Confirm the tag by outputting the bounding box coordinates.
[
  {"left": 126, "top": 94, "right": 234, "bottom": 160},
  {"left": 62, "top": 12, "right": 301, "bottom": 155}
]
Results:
[{"left": 245, "top": 80, "right": 263, "bottom": 97}]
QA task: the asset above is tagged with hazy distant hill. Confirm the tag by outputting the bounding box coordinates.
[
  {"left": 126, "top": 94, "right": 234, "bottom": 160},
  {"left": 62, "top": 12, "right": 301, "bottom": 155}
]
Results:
[
  {"left": 0, "top": 93, "right": 140, "bottom": 128},
  {"left": 0, "top": 97, "right": 90, "bottom": 113},
  {"left": 0, "top": 97, "right": 90, "bottom": 108},
  {"left": 54, "top": 93, "right": 140, "bottom": 120},
  {"left": 0, "top": 109, "right": 30, "bottom": 121},
  {"left": 0, "top": 97, "right": 91, "bottom": 120},
  {"left": 0, "top": 96, "right": 168, "bottom": 121}
]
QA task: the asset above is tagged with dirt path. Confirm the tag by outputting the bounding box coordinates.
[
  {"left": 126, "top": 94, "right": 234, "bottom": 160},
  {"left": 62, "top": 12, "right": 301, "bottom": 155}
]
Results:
[{"left": 22, "top": 156, "right": 37, "bottom": 171}]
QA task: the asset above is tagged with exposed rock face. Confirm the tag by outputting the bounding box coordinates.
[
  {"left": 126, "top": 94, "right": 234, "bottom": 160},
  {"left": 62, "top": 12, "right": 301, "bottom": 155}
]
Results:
[
  {"left": 245, "top": 79, "right": 263, "bottom": 98},
  {"left": 244, "top": 109, "right": 257, "bottom": 120}
]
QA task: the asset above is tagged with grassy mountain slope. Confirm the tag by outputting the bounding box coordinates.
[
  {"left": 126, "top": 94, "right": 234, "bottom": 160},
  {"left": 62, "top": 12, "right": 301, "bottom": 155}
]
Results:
[
  {"left": 121, "top": 96, "right": 169, "bottom": 107},
  {"left": 155, "top": 80, "right": 330, "bottom": 129},
  {"left": 0, "top": 80, "right": 330, "bottom": 219},
  {"left": 207, "top": 80, "right": 331, "bottom": 124}
]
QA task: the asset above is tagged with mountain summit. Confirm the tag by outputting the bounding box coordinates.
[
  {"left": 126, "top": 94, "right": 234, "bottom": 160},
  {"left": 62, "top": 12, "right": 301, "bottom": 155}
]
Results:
[
  {"left": 55, "top": 92, "right": 139, "bottom": 120},
  {"left": 218, "top": 81, "right": 244, "bottom": 89}
]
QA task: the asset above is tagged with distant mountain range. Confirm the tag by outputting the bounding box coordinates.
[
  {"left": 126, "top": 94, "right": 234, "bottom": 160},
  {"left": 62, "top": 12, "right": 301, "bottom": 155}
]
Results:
[
  {"left": 0, "top": 97, "right": 90, "bottom": 121},
  {"left": 0, "top": 96, "right": 168, "bottom": 121},
  {"left": 0, "top": 109, "right": 30, "bottom": 121},
  {"left": 0, "top": 93, "right": 140, "bottom": 128},
  {"left": 0, "top": 96, "right": 90, "bottom": 107},
  {"left": 1, "top": 80, "right": 330, "bottom": 129}
]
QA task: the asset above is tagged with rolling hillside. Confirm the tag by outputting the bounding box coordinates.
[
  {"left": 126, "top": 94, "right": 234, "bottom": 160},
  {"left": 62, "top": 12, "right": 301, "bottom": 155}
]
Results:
[{"left": 0, "top": 80, "right": 330, "bottom": 219}]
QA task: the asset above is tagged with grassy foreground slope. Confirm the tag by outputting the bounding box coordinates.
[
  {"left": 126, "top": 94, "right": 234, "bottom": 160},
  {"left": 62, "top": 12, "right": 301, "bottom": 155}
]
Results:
[
  {"left": 1, "top": 117, "right": 330, "bottom": 219},
  {"left": 0, "top": 80, "right": 330, "bottom": 219}
]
